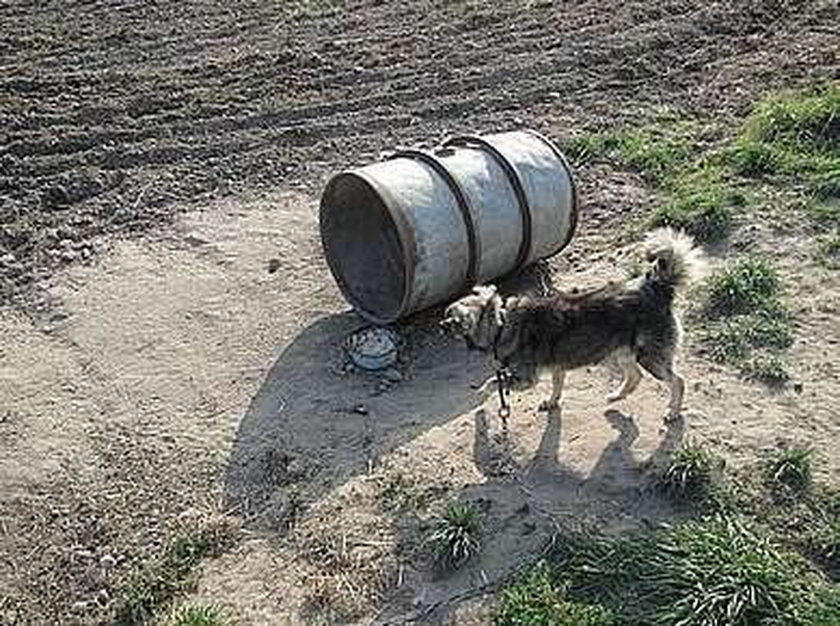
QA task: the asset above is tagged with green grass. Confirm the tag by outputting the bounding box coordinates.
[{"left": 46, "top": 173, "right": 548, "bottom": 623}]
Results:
[
  {"left": 702, "top": 313, "right": 792, "bottom": 362},
  {"left": 649, "top": 165, "right": 742, "bottom": 243},
  {"left": 816, "top": 234, "right": 840, "bottom": 268},
  {"left": 728, "top": 83, "right": 839, "bottom": 180},
  {"left": 170, "top": 604, "right": 223, "bottom": 626},
  {"left": 113, "top": 521, "right": 234, "bottom": 625},
  {"left": 770, "top": 447, "right": 813, "bottom": 494},
  {"left": 566, "top": 127, "right": 692, "bottom": 185},
  {"left": 501, "top": 518, "right": 838, "bottom": 626},
  {"left": 699, "top": 256, "right": 794, "bottom": 382},
  {"left": 704, "top": 256, "right": 783, "bottom": 317},
  {"left": 565, "top": 122, "right": 740, "bottom": 243},
  {"left": 742, "top": 354, "right": 791, "bottom": 386},
  {"left": 657, "top": 442, "right": 717, "bottom": 504},
  {"left": 427, "top": 501, "right": 483, "bottom": 569},
  {"left": 495, "top": 562, "right": 615, "bottom": 626}
]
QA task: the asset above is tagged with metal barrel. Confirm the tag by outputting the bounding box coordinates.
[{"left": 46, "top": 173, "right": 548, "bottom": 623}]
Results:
[{"left": 319, "top": 130, "right": 578, "bottom": 324}]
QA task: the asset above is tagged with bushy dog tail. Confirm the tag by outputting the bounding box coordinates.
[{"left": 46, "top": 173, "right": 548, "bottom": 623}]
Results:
[{"left": 644, "top": 228, "right": 706, "bottom": 290}]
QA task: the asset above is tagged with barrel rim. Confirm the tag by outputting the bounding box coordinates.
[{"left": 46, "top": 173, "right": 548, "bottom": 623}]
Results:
[
  {"left": 319, "top": 170, "right": 416, "bottom": 325},
  {"left": 521, "top": 129, "right": 580, "bottom": 257}
]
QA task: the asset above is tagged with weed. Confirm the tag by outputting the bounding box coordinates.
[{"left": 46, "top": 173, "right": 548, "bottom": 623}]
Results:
[
  {"left": 379, "top": 473, "right": 423, "bottom": 514},
  {"left": 742, "top": 354, "right": 790, "bottom": 386},
  {"left": 650, "top": 165, "right": 742, "bottom": 242},
  {"left": 704, "top": 256, "right": 783, "bottom": 317},
  {"left": 702, "top": 313, "right": 792, "bottom": 362},
  {"left": 657, "top": 442, "right": 717, "bottom": 504},
  {"left": 816, "top": 233, "right": 840, "bottom": 269},
  {"left": 113, "top": 519, "right": 235, "bottom": 625},
  {"left": 565, "top": 127, "right": 692, "bottom": 184},
  {"left": 170, "top": 603, "right": 223, "bottom": 626},
  {"left": 542, "top": 518, "right": 834, "bottom": 625},
  {"left": 729, "top": 83, "right": 840, "bottom": 180},
  {"left": 698, "top": 257, "right": 794, "bottom": 382},
  {"left": 427, "top": 501, "right": 483, "bottom": 569},
  {"left": 770, "top": 447, "right": 813, "bottom": 493},
  {"left": 494, "top": 562, "right": 615, "bottom": 626},
  {"left": 651, "top": 191, "right": 734, "bottom": 243}
]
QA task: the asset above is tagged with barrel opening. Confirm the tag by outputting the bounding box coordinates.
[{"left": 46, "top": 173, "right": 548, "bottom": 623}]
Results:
[{"left": 320, "top": 173, "right": 408, "bottom": 323}]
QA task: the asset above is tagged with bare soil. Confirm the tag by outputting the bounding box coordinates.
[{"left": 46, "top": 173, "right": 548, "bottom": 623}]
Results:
[{"left": 1, "top": 1, "right": 838, "bottom": 624}]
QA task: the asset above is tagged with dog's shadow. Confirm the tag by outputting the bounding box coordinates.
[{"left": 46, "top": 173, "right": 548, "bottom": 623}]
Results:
[
  {"left": 377, "top": 406, "right": 686, "bottom": 623},
  {"left": 223, "top": 311, "right": 493, "bottom": 528}
]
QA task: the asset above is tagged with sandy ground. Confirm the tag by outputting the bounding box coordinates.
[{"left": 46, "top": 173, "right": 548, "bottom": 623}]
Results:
[
  {"left": 2, "top": 0, "right": 838, "bottom": 623},
  {"left": 2, "top": 186, "right": 836, "bottom": 624}
]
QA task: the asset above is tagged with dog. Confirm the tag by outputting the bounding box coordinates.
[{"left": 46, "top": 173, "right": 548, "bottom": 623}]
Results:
[{"left": 440, "top": 228, "right": 705, "bottom": 420}]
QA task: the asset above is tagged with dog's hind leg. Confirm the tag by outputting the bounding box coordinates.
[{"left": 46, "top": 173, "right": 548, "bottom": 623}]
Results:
[
  {"left": 539, "top": 367, "right": 566, "bottom": 412},
  {"left": 607, "top": 348, "right": 643, "bottom": 402},
  {"left": 638, "top": 350, "right": 684, "bottom": 420}
]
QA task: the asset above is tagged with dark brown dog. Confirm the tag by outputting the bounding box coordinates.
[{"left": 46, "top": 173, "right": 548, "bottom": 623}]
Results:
[{"left": 440, "top": 228, "right": 705, "bottom": 419}]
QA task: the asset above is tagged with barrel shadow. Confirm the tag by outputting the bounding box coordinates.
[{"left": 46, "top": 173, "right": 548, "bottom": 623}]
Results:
[{"left": 223, "top": 311, "right": 492, "bottom": 529}]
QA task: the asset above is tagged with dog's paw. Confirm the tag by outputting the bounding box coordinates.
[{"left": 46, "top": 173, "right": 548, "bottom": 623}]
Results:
[
  {"left": 663, "top": 409, "right": 683, "bottom": 424},
  {"left": 538, "top": 398, "right": 561, "bottom": 412}
]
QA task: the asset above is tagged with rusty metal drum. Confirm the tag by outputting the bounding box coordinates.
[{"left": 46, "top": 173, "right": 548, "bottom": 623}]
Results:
[{"left": 319, "top": 130, "right": 578, "bottom": 324}]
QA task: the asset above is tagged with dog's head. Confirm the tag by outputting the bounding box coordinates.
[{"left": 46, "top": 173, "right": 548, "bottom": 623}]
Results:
[{"left": 440, "top": 285, "right": 506, "bottom": 351}]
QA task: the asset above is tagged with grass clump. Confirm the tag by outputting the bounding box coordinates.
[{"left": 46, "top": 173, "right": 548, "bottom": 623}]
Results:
[
  {"left": 565, "top": 126, "right": 692, "bottom": 185},
  {"left": 650, "top": 166, "right": 742, "bottom": 243},
  {"left": 770, "top": 447, "right": 813, "bottom": 494},
  {"left": 658, "top": 442, "right": 718, "bottom": 504},
  {"left": 427, "top": 501, "right": 483, "bottom": 569},
  {"left": 816, "top": 234, "right": 840, "bottom": 268},
  {"left": 114, "top": 521, "right": 235, "bottom": 625},
  {"left": 742, "top": 354, "right": 790, "bottom": 386},
  {"left": 699, "top": 256, "right": 793, "bottom": 382},
  {"left": 494, "top": 562, "right": 615, "bottom": 626},
  {"left": 170, "top": 603, "right": 223, "bottom": 626},
  {"left": 729, "top": 83, "right": 839, "bottom": 179},
  {"left": 535, "top": 518, "right": 837, "bottom": 625},
  {"left": 704, "top": 256, "right": 783, "bottom": 316},
  {"left": 703, "top": 313, "right": 792, "bottom": 362}
]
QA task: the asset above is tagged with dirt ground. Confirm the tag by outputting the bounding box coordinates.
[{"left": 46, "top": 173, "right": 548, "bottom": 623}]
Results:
[{"left": 1, "top": 1, "right": 839, "bottom": 624}]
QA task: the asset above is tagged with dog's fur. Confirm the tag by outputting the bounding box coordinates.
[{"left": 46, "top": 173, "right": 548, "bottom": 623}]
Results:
[{"left": 440, "top": 228, "right": 705, "bottom": 419}]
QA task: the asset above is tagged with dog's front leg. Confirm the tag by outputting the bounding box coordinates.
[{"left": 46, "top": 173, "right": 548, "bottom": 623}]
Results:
[{"left": 539, "top": 367, "right": 566, "bottom": 411}]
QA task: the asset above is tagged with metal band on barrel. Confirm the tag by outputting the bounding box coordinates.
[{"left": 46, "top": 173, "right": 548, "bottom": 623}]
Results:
[
  {"left": 522, "top": 129, "right": 579, "bottom": 254},
  {"left": 443, "top": 135, "right": 533, "bottom": 271},
  {"left": 389, "top": 149, "right": 480, "bottom": 292}
]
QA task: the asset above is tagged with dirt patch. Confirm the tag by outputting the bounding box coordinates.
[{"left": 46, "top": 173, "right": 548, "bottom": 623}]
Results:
[
  {"left": 2, "top": 1, "right": 839, "bottom": 624},
  {"left": 2, "top": 0, "right": 837, "bottom": 305}
]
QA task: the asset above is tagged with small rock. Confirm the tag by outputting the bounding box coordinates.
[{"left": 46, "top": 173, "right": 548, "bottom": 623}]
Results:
[
  {"left": 287, "top": 458, "right": 305, "bottom": 478},
  {"left": 71, "top": 601, "right": 89, "bottom": 613},
  {"left": 793, "top": 382, "right": 803, "bottom": 394},
  {"left": 353, "top": 404, "right": 369, "bottom": 416},
  {"left": 267, "top": 258, "right": 281, "bottom": 274},
  {"left": 95, "top": 589, "right": 110, "bottom": 606},
  {"left": 100, "top": 554, "right": 116, "bottom": 569},
  {"left": 73, "top": 549, "right": 95, "bottom": 561}
]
